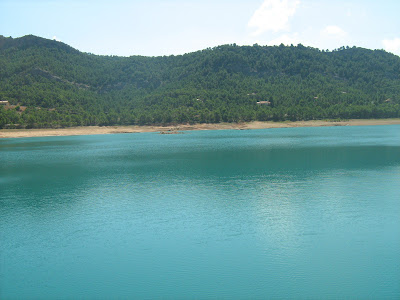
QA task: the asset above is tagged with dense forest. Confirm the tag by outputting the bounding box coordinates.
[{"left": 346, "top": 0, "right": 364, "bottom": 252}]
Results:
[{"left": 0, "top": 34, "right": 399, "bottom": 128}]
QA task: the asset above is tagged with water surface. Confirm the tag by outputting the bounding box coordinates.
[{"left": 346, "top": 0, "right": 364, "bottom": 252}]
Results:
[{"left": 1, "top": 125, "right": 400, "bottom": 299}]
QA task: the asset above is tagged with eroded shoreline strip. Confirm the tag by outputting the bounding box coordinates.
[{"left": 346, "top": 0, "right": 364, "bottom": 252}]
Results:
[{"left": 1, "top": 119, "right": 399, "bottom": 139}]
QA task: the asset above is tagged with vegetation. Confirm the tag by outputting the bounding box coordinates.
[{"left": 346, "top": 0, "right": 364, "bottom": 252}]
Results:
[{"left": 1, "top": 35, "right": 399, "bottom": 128}]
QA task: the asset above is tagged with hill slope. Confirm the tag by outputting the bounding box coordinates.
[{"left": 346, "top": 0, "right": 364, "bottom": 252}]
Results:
[{"left": 1, "top": 35, "right": 399, "bottom": 128}]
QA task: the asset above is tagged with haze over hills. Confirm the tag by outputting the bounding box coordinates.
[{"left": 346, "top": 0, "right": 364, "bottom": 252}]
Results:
[{"left": 0, "top": 35, "right": 399, "bottom": 128}]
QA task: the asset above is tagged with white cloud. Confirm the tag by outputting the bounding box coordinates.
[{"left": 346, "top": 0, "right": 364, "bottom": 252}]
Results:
[
  {"left": 52, "top": 36, "right": 61, "bottom": 42},
  {"left": 321, "top": 25, "right": 346, "bottom": 37},
  {"left": 248, "top": 0, "right": 300, "bottom": 36},
  {"left": 267, "top": 33, "right": 300, "bottom": 46},
  {"left": 382, "top": 38, "right": 400, "bottom": 55}
]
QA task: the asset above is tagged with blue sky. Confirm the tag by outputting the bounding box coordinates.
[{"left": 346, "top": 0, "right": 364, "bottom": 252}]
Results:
[{"left": 1, "top": 0, "right": 399, "bottom": 57}]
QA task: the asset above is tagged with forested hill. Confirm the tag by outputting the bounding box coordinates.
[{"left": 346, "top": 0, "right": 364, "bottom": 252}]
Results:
[{"left": 1, "top": 34, "right": 399, "bottom": 128}]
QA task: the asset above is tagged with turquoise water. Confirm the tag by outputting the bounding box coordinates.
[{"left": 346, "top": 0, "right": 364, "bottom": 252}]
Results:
[{"left": 1, "top": 125, "right": 400, "bottom": 299}]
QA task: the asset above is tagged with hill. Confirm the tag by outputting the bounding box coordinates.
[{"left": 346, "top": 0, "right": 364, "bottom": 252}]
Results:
[{"left": 1, "top": 35, "right": 399, "bottom": 128}]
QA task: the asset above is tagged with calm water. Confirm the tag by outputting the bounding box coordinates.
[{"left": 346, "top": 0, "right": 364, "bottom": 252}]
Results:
[{"left": 1, "top": 125, "right": 400, "bottom": 299}]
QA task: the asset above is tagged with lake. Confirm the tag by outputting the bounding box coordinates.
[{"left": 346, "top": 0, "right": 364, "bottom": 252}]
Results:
[{"left": 1, "top": 125, "right": 400, "bottom": 299}]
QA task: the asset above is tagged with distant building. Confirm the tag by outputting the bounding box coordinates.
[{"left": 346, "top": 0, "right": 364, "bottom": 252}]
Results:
[
  {"left": 256, "top": 101, "right": 271, "bottom": 105},
  {"left": 0, "top": 100, "right": 9, "bottom": 105}
]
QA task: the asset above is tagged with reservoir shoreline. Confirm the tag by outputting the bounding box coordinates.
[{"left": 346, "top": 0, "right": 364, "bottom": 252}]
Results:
[{"left": 1, "top": 118, "right": 399, "bottom": 138}]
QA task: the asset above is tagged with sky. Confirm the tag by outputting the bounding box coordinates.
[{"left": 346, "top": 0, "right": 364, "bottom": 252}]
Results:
[{"left": 1, "top": 0, "right": 399, "bottom": 57}]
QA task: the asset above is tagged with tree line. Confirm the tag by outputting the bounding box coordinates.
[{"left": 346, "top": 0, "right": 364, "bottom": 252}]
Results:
[{"left": 1, "top": 35, "right": 399, "bottom": 128}]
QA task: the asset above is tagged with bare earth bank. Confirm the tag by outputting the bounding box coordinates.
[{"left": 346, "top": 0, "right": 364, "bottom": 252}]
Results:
[{"left": 1, "top": 119, "right": 399, "bottom": 138}]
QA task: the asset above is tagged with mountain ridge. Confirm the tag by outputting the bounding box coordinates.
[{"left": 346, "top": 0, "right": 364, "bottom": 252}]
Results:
[{"left": 0, "top": 35, "right": 399, "bottom": 128}]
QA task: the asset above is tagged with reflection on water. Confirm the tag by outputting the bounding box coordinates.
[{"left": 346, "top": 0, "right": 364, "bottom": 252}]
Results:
[{"left": 1, "top": 125, "right": 400, "bottom": 299}]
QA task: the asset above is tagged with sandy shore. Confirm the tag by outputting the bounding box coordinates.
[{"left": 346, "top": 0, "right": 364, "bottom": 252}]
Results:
[{"left": 1, "top": 119, "right": 399, "bottom": 138}]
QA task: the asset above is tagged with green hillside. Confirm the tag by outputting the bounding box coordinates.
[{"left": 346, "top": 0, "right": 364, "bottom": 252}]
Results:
[{"left": 1, "top": 34, "right": 399, "bottom": 128}]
